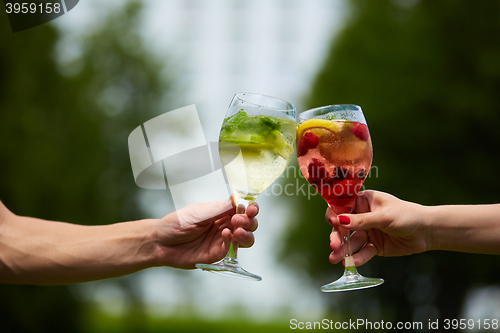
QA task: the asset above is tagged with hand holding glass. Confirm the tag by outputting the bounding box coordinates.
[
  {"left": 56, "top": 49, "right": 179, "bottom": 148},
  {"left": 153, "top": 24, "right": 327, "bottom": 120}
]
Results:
[{"left": 196, "top": 93, "right": 296, "bottom": 281}]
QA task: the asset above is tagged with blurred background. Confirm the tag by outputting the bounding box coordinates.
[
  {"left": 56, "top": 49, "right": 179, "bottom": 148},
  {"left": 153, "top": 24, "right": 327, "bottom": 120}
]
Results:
[{"left": 1, "top": 0, "right": 500, "bottom": 332}]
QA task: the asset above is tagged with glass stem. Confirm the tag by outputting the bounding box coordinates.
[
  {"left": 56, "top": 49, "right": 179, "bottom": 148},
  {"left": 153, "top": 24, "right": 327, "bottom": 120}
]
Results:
[
  {"left": 223, "top": 197, "right": 251, "bottom": 264},
  {"left": 341, "top": 227, "right": 358, "bottom": 275},
  {"left": 225, "top": 242, "right": 238, "bottom": 262}
]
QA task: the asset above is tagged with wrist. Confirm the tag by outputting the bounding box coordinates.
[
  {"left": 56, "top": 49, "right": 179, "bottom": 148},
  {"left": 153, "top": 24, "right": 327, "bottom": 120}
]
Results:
[
  {"left": 422, "top": 205, "right": 467, "bottom": 252},
  {"left": 420, "top": 205, "right": 440, "bottom": 252},
  {"left": 144, "top": 218, "right": 163, "bottom": 268},
  {"left": 100, "top": 218, "right": 161, "bottom": 273}
]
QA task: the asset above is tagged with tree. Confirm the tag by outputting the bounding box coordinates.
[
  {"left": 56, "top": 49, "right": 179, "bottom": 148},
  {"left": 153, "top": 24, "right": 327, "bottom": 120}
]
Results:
[
  {"left": 280, "top": 0, "right": 500, "bottom": 329},
  {"left": 0, "top": 1, "right": 170, "bottom": 332}
]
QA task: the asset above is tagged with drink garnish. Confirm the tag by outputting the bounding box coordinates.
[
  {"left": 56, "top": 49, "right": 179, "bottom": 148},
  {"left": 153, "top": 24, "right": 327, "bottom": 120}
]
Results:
[
  {"left": 296, "top": 118, "right": 340, "bottom": 138},
  {"left": 307, "top": 158, "right": 327, "bottom": 183},
  {"left": 350, "top": 123, "right": 369, "bottom": 141},
  {"left": 219, "top": 111, "right": 293, "bottom": 160},
  {"left": 303, "top": 132, "right": 319, "bottom": 148},
  {"left": 297, "top": 132, "right": 319, "bottom": 156}
]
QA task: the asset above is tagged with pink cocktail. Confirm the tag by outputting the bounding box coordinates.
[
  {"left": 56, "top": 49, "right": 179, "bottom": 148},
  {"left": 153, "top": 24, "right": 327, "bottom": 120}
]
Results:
[{"left": 297, "top": 104, "right": 384, "bottom": 292}]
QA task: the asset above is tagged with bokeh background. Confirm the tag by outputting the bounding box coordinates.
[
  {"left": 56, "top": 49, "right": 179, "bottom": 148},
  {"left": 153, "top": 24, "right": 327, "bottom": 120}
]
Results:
[{"left": 1, "top": 0, "right": 500, "bottom": 332}]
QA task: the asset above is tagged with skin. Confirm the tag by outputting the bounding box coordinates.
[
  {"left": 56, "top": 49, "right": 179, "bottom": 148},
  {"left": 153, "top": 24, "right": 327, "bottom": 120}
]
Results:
[
  {"left": 326, "top": 190, "right": 500, "bottom": 267},
  {"left": 0, "top": 198, "right": 258, "bottom": 285}
]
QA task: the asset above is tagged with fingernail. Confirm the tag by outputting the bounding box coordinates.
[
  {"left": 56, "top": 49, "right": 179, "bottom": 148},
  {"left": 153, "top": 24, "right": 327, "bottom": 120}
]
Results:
[
  {"left": 252, "top": 203, "right": 259, "bottom": 214},
  {"left": 338, "top": 215, "right": 351, "bottom": 225}
]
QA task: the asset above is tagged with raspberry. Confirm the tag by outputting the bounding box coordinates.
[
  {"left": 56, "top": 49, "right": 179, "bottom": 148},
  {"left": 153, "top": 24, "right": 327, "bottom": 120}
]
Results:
[
  {"left": 307, "top": 158, "right": 327, "bottom": 183},
  {"left": 303, "top": 132, "right": 319, "bottom": 148},
  {"left": 320, "top": 178, "right": 355, "bottom": 201},
  {"left": 351, "top": 123, "right": 369, "bottom": 141},
  {"left": 297, "top": 132, "right": 319, "bottom": 157}
]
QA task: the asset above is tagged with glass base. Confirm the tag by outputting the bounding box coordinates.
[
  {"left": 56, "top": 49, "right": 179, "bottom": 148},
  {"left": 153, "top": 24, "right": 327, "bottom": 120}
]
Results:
[
  {"left": 321, "top": 270, "right": 384, "bottom": 292},
  {"left": 196, "top": 259, "right": 262, "bottom": 281}
]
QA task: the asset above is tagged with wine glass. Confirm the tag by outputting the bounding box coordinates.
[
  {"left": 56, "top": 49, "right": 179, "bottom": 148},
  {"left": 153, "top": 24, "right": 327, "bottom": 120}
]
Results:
[
  {"left": 196, "top": 92, "right": 296, "bottom": 281},
  {"left": 297, "top": 104, "right": 384, "bottom": 292}
]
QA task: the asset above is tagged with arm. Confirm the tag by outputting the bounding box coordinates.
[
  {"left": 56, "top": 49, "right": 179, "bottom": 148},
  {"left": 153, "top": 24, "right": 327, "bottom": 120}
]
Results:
[
  {"left": 0, "top": 199, "right": 258, "bottom": 285},
  {"left": 425, "top": 204, "right": 500, "bottom": 254},
  {"left": 327, "top": 190, "right": 500, "bottom": 266}
]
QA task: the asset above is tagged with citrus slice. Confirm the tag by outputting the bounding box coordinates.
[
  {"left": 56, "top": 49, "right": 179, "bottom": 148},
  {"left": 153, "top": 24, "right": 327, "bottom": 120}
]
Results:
[
  {"left": 220, "top": 138, "right": 293, "bottom": 161},
  {"left": 297, "top": 118, "right": 340, "bottom": 138}
]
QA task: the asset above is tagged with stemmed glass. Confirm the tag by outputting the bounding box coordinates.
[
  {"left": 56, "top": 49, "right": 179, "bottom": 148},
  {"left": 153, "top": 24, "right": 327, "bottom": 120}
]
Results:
[
  {"left": 297, "top": 104, "right": 384, "bottom": 292},
  {"left": 196, "top": 92, "right": 296, "bottom": 281}
]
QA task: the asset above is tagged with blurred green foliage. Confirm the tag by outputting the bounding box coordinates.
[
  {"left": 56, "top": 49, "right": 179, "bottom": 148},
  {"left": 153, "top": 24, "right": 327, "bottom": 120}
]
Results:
[
  {"left": 280, "top": 0, "right": 500, "bottom": 329},
  {"left": 83, "top": 311, "right": 292, "bottom": 333},
  {"left": 3, "top": 0, "right": 500, "bottom": 332},
  {"left": 0, "top": 1, "right": 169, "bottom": 332}
]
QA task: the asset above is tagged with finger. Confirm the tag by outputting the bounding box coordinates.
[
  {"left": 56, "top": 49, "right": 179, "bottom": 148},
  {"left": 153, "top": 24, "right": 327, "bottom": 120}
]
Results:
[
  {"left": 325, "top": 206, "right": 338, "bottom": 226},
  {"left": 234, "top": 228, "right": 255, "bottom": 248},
  {"left": 329, "top": 230, "right": 368, "bottom": 264},
  {"left": 352, "top": 242, "right": 378, "bottom": 266},
  {"left": 330, "top": 228, "right": 367, "bottom": 252},
  {"left": 232, "top": 214, "right": 258, "bottom": 232},
  {"left": 330, "top": 243, "right": 378, "bottom": 266},
  {"left": 246, "top": 203, "right": 259, "bottom": 218},
  {"left": 180, "top": 198, "right": 235, "bottom": 226},
  {"left": 337, "top": 211, "right": 389, "bottom": 232},
  {"left": 329, "top": 250, "right": 344, "bottom": 264},
  {"left": 349, "top": 230, "right": 368, "bottom": 253},
  {"left": 221, "top": 227, "right": 232, "bottom": 251},
  {"left": 329, "top": 227, "right": 343, "bottom": 252}
]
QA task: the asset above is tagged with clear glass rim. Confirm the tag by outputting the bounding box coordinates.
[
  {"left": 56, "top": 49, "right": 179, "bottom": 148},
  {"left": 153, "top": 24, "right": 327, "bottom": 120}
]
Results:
[
  {"left": 299, "top": 104, "right": 362, "bottom": 122},
  {"left": 233, "top": 92, "right": 296, "bottom": 114}
]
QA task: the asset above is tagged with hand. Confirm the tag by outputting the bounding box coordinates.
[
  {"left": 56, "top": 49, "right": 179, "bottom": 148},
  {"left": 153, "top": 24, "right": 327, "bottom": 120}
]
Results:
[
  {"left": 154, "top": 198, "right": 259, "bottom": 269},
  {"left": 326, "top": 190, "right": 430, "bottom": 266}
]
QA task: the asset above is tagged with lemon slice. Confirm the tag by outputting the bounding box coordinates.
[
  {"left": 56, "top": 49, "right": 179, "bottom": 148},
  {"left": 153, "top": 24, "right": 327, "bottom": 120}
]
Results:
[
  {"left": 297, "top": 118, "right": 340, "bottom": 138},
  {"left": 220, "top": 138, "right": 293, "bottom": 161}
]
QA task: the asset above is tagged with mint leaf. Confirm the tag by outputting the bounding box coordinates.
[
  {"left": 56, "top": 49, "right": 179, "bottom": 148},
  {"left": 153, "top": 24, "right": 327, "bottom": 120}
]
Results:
[
  {"left": 260, "top": 116, "right": 281, "bottom": 131},
  {"left": 220, "top": 110, "right": 248, "bottom": 138},
  {"left": 220, "top": 111, "right": 282, "bottom": 141},
  {"left": 219, "top": 111, "right": 292, "bottom": 160}
]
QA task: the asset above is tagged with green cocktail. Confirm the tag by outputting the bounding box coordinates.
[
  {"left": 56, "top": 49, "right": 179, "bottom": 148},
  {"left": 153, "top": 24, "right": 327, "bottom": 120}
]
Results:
[
  {"left": 219, "top": 110, "right": 295, "bottom": 202},
  {"left": 196, "top": 93, "right": 296, "bottom": 281}
]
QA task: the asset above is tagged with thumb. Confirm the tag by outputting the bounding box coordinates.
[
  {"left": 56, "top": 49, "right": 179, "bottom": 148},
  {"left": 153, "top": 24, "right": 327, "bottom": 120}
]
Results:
[
  {"left": 177, "top": 198, "right": 234, "bottom": 226},
  {"left": 337, "top": 211, "right": 388, "bottom": 231}
]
